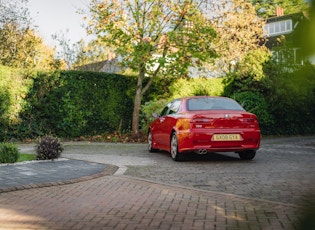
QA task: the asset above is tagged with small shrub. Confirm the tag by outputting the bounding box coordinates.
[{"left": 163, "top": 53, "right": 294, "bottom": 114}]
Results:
[
  {"left": 35, "top": 136, "right": 63, "bottom": 160},
  {"left": 0, "top": 142, "right": 20, "bottom": 163}
]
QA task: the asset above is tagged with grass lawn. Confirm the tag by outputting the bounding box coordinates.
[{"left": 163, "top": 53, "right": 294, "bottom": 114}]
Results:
[{"left": 17, "top": 154, "right": 36, "bottom": 162}]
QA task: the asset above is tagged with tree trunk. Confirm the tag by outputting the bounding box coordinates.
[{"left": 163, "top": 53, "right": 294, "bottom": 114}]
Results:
[
  {"left": 132, "top": 84, "right": 142, "bottom": 135},
  {"left": 132, "top": 67, "right": 145, "bottom": 135}
]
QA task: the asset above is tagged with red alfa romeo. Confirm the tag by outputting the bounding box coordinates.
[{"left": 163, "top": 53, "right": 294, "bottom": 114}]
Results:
[{"left": 148, "top": 96, "right": 261, "bottom": 161}]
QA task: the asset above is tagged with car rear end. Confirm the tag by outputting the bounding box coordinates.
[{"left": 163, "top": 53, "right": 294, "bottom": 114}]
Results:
[{"left": 177, "top": 97, "right": 261, "bottom": 154}]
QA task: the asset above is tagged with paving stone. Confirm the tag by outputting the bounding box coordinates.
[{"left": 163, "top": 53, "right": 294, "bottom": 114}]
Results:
[{"left": 0, "top": 136, "right": 314, "bottom": 229}]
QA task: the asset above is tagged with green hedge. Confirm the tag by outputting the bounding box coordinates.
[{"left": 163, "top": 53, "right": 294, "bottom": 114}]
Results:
[
  {"left": 0, "top": 67, "right": 174, "bottom": 140},
  {"left": 230, "top": 91, "right": 274, "bottom": 135},
  {"left": 265, "top": 64, "right": 315, "bottom": 135},
  {"left": 16, "top": 71, "right": 137, "bottom": 138},
  {"left": 224, "top": 63, "right": 315, "bottom": 136},
  {"left": 0, "top": 66, "right": 30, "bottom": 140},
  {"left": 1, "top": 64, "right": 315, "bottom": 140}
]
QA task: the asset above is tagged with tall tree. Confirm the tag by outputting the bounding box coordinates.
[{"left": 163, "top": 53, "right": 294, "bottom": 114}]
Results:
[
  {"left": 208, "top": 1, "right": 272, "bottom": 134},
  {"left": 0, "top": 0, "right": 61, "bottom": 69},
  {"left": 202, "top": 0, "right": 272, "bottom": 101},
  {"left": 88, "top": 0, "right": 217, "bottom": 135},
  {"left": 0, "top": 21, "right": 63, "bottom": 69},
  {"left": 0, "top": 0, "right": 31, "bottom": 28},
  {"left": 206, "top": 0, "right": 269, "bottom": 76}
]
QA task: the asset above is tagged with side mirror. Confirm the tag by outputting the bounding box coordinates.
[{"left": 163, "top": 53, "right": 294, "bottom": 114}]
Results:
[{"left": 152, "top": 112, "right": 159, "bottom": 118}]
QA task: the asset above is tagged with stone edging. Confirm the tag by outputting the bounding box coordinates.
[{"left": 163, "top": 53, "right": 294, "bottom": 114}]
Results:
[{"left": 0, "top": 164, "right": 119, "bottom": 194}]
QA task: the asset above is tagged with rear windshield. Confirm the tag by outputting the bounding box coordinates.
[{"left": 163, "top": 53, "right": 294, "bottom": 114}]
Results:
[{"left": 187, "top": 98, "right": 244, "bottom": 111}]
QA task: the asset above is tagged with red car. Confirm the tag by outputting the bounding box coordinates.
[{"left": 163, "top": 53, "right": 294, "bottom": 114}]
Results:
[{"left": 148, "top": 96, "right": 260, "bottom": 161}]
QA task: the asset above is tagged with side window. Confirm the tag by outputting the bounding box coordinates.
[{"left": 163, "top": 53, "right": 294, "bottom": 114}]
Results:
[
  {"left": 168, "top": 100, "right": 181, "bottom": 115},
  {"left": 160, "top": 103, "right": 171, "bottom": 116}
]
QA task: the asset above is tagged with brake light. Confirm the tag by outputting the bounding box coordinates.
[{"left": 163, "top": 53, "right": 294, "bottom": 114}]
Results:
[
  {"left": 191, "top": 116, "right": 214, "bottom": 128},
  {"left": 240, "top": 118, "right": 255, "bottom": 123},
  {"left": 239, "top": 118, "right": 258, "bottom": 128},
  {"left": 191, "top": 117, "right": 212, "bottom": 123}
]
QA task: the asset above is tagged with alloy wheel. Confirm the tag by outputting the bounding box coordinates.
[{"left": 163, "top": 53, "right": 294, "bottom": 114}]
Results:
[{"left": 171, "top": 132, "right": 181, "bottom": 161}]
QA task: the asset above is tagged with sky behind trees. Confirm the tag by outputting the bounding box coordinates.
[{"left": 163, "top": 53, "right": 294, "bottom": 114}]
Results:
[
  {"left": 28, "top": 0, "right": 91, "bottom": 47},
  {"left": 28, "top": 0, "right": 311, "bottom": 50}
]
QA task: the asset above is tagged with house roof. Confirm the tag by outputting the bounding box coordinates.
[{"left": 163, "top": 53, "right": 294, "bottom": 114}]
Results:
[
  {"left": 266, "top": 12, "right": 306, "bottom": 24},
  {"left": 75, "top": 59, "right": 123, "bottom": 73}
]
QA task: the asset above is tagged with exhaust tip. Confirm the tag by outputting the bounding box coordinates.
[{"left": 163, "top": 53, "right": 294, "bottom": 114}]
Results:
[{"left": 195, "top": 149, "right": 207, "bottom": 154}]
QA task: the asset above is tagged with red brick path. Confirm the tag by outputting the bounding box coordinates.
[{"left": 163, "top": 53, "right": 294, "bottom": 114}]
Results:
[{"left": 0, "top": 175, "right": 298, "bottom": 230}]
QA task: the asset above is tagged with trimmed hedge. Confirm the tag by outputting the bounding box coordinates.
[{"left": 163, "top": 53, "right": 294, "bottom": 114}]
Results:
[
  {"left": 18, "top": 71, "right": 136, "bottom": 138},
  {"left": 0, "top": 67, "right": 174, "bottom": 140},
  {"left": 265, "top": 64, "right": 315, "bottom": 135},
  {"left": 1, "top": 64, "right": 315, "bottom": 140}
]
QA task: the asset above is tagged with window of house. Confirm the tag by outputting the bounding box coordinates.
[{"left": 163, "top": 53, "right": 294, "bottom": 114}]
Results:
[
  {"left": 264, "top": 19, "right": 292, "bottom": 36},
  {"left": 280, "top": 21, "right": 286, "bottom": 31},
  {"left": 271, "top": 48, "right": 306, "bottom": 65}
]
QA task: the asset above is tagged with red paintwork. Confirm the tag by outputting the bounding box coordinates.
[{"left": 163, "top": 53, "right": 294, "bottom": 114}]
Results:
[{"left": 149, "top": 96, "right": 260, "bottom": 154}]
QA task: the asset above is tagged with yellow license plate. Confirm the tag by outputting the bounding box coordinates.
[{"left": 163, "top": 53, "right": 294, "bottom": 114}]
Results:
[{"left": 213, "top": 134, "right": 241, "bottom": 141}]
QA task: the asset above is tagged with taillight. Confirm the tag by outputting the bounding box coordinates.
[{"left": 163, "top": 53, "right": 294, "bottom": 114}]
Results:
[
  {"left": 239, "top": 118, "right": 259, "bottom": 128},
  {"left": 191, "top": 117, "right": 212, "bottom": 123},
  {"left": 190, "top": 116, "right": 213, "bottom": 128},
  {"left": 240, "top": 118, "right": 255, "bottom": 123}
]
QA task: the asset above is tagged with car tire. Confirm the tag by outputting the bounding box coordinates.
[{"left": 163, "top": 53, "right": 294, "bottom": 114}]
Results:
[
  {"left": 148, "top": 130, "right": 156, "bottom": 152},
  {"left": 238, "top": 150, "right": 256, "bottom": 160},
  {"left": 170, "top": 132, "right": 183, "bottom": 161}
]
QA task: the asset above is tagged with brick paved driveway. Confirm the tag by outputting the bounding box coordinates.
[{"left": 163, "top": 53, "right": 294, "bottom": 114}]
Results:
[
  {"left": 64, "top": 136, "right": 315, "bottom": 205},
  {"left": 0, "top": 136, "right": 314, "bottom": 229}
]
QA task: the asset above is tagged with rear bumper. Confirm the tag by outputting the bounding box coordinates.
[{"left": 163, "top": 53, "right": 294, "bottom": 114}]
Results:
[{"left": 177, "top": 129, "right": 260, "bottom": 153}]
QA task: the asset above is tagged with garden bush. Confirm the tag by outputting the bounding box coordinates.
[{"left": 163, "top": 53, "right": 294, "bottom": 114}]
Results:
[
  {"left": 266, "top": 63, "right": 315, "bottom": 135},
  {"left": 231, "top": 91, "right": 274, "bottom": 135},
  {"left": 35, "top": 136, "right": 63, "bottom": 160},
  {"left": 170, "top": 77, "right": 224, "bottom": 98},
  {"left": 0, "top": 142, "right": 20, "bottom": 163},
  {"left": 0, "top": 66, "right": 30, "bottom": 141}
]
